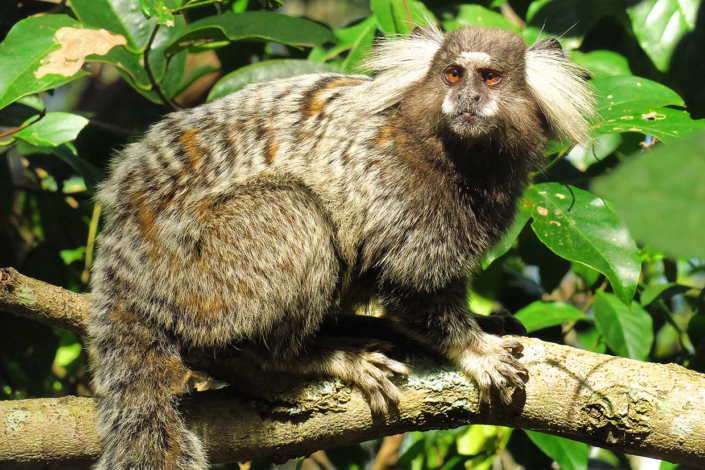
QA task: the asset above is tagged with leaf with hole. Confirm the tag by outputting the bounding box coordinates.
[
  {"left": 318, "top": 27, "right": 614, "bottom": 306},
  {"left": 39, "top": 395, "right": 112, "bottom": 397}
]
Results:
[
  {"left": 0, "top": 15, "right": 89, "bottom": 110},
  {"left": 525, "top": 183, "right": 640, "bottom": 306}
]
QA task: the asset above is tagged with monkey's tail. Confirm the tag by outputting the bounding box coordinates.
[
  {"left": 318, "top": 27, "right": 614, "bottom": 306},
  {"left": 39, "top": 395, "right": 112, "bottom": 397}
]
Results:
[{"left": 89, "top": 300, "right": 207, "bottom": 470}]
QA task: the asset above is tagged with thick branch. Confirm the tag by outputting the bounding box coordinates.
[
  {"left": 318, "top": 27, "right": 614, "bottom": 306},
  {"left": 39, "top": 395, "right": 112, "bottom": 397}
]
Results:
[{"left": 1, "top": 267, "right": 704, "bottom": 468}]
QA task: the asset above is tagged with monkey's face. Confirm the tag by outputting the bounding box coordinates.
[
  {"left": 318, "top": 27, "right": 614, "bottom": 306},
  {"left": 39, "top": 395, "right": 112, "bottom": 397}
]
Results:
[{"left": 431, "top": 28, "right": 531, "bottom": 139}]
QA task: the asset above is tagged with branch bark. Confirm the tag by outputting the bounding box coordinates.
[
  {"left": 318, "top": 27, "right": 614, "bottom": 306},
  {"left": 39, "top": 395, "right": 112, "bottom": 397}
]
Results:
[{"left": 1, "top": 267, "right": 704, "bottom": 468}]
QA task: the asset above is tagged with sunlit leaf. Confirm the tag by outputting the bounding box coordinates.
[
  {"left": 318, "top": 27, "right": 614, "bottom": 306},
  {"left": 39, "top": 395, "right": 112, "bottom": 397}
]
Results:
[
  {"left": 627, "top": 0, "right": 698, "bottom": 72},
  {"left": 515, "top": 301, "right": 589, "bottom": 333},
  {"left": 165, "top": 12, "right": 336, "bottom": 57},
  {"left": 593, "top": 292, "right": 654, "bottom": 360},
  {"left": 573, "top": 50, "right": 632, "bottom": 78},
  {"left": 0, "top": 15, "right": 89, "bottom": 110},
  {"left": 14, "top": 112, "right": 89, "bottom": 147},
  {"left": 371, "top": 0, "right": 436, "bottom": 35},
  {"left": 442, "top": 4, "right": 520, "bottom": 32},
  {"left": 526, "top": 183, "right": 640, "bottom": 306}
]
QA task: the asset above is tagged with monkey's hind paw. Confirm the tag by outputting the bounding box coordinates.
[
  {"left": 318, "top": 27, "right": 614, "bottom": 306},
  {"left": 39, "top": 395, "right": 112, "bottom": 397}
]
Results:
[
  {"left": 335, "top": 341, "right": 409, "bottom": 414},
  {"left": 455, "top": 335, "right": 528, "bottom": 405}
]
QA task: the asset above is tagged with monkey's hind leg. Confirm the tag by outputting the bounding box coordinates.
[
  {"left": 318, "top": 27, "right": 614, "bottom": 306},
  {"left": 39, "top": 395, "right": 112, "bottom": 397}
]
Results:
[
  {"left": 89, "top": 301, "right": 206, "bottom": 470},
  {"left": 198, "top": 178, "right": 408, "bottom": 414}
]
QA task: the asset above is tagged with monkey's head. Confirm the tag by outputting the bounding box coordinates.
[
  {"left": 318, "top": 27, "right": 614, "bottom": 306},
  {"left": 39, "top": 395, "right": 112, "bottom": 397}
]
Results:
[
  {"left": 361, "top": 25, "right": 595, "bottom": 145},
  {"left": 427, "top": 27, "right": 532, "bottom": 139}
]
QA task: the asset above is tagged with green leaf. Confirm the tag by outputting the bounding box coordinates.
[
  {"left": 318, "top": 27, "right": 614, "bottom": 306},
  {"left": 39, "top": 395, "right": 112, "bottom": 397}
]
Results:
[
  {"left": 526, "top": 183, "right": 641, "bottom": 306},
  {"left": 573, "top": 50, "right": 632, "bottom": 78},
  {"left": 525, "top": 431, "right": 589, "bottom": 470},
  {"left": 14, "top": 112, "right": 89, "bottom": 147},
  {"left": 482, "top": 200, "right": 531, "bottom": 269},
  {"left": 593, "top": 292, "right": 654, "bottom": 360},
  {"left": 593, "top": 76, "right": 683, "bottom": 111},
  {"left": 591, "top": 76, "right": 705, "bottom": 141},
  {"left": 0, "top": 15, "right": 89, "bottom": 110},
  {"left": 640, "top": 283, "right": 693, "bottom": 306},
  {"left": 207, "top": 59, "right": 344, "bottom": 102},
  {"left": 165, "top": 12, "right": 336, "bottom": 58},
  {"left": 140, "top": 0, "right": 175, "bottom": 25},
  {"left": 309, "top": 16, "right": 377, "bottom": 72},
  {"left": 515, "top": 301, "right": 589, "bottom": 333},
  {"left": 591, "top": 131, "right": 705, "bottom": 260},
  {"left": 371, "top": 0, "right": 437, "bottom": 35},
  {"left": 567, "top": 133, "right": 622, "bottom": 171},
  {"left": 71, "top": 0, "right": 188, "bottom": 102},
  {"left": 442, "top": 4, "right": 520, "bottom": 32},
  {"left": 338, "top": 16, "right": 378, "bottom": 72},
  {"left": 627, "top": 0, "right": 698, "bottom": 72}
]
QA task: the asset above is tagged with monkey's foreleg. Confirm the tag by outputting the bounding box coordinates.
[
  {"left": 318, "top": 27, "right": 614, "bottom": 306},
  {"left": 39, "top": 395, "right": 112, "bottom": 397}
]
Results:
[{"left": 381, "top": 279, "right": 528, "bottom": 404}]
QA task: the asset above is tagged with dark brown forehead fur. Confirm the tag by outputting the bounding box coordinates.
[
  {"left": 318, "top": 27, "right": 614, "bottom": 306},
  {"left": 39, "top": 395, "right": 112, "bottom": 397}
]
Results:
[{"left": 433, "top": 26, "right": 527, "bottom": 72}]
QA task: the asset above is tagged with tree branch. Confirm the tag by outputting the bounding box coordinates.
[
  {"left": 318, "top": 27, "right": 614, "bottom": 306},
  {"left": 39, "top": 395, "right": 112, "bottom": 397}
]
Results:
[{"left": 1, "top": 267, "right": 704, "bottom": 468}]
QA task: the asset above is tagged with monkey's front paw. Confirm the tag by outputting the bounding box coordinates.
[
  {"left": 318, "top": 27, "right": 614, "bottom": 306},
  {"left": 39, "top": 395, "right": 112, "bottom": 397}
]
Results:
[
  {"left": 454, "top": 335, "right": 528, "bottom": 404},
  {"left": 337, "top": 341, "right": 409, "bottom": 414}
]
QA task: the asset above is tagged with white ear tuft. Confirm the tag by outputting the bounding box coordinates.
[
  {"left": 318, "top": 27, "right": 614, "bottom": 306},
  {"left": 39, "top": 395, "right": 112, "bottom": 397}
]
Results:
[
  {"left": 357, "top": 24, "right": 444, "bottom": 114},
  {"left": 525, "top": 40, "right": 597, "bottom": 144}
]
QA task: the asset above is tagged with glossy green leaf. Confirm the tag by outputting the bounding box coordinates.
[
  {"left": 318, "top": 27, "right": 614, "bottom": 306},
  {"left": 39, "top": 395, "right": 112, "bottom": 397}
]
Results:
[
  {"left": 165, "top": 12, "right": 336, "bottom": 58},
  {"left": 627, "top": 0, "right": 698, "bottom": 72},
  {"left": 0, "top": 15, "right": 89, "bottom": 110},
  {"left": 593, "top": 292, "right": 654, "bottom": 360},
  {"left": 71, "top": 0, "right": 188, "bottom": 102},
  {"left": 525, "top": 430, "right": 589, "bottom": 470},
  {"left": 593, "top": 76, "right": 683, "bottom": 111},
  {"left": 526, "top": 183, "right": 640, "bottom": 306},
  {"left": 640, "top": 283, "right": 694, "bottom": 306},
  {"left": 371, "top": 0, "right": 436, "bottom": 35},
  {"left": 442, "top": 4, "right": 520, "bottom": 32},
  {"left": 515, "top": 301, "right": 589, "bottom": 333},
  {"left": 309, "top": 16, "right": 377, "bottom": 71},
  {"left": 592, "top": 131, "right": 705, "bottom": 260},
  {"left": 339, "top": 16, "right": 378, "bottom": 72},
  {"left": 591, "top": 76, "right": 705, "bottom": 141},
  {"left": 573, "top": 50, "right": 632, "bottom": 78},
  {"left": 140, "top": 0, "right": 175, "bottom": 25},
  {"left": 14, "top": 112, "right": 89, "bottom": 147},
  {"left": 575, "top": 324, "right": 607, "bottom": 353},
  {"left": 207, "top": 59, "right": 343, "bottom": 102},
  {"left": 482, "top": 200, "right": 531, "bottom": 269}
]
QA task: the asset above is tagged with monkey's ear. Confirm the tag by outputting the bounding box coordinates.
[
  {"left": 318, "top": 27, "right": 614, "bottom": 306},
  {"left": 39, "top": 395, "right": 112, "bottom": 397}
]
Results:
[{"left": 525, "top": 39, "right": 596, "bottom": 144}]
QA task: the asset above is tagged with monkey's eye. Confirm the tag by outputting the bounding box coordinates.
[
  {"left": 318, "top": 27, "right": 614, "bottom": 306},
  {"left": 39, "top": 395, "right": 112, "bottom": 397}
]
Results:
[
  {"left": 483, "top": 71, "right": 502, "bottom": 86},
  {"left": 443, "top": 67, "right": 462, "bottom": 85}
]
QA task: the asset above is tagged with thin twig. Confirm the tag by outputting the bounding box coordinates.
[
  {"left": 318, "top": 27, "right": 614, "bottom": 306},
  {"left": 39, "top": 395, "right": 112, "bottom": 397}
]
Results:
[
  {"left": 143, "top": 23, "right": 181, "bottom": 111},
  {"left": 0, "top": 109, "right": 47, "bottom": 139}
]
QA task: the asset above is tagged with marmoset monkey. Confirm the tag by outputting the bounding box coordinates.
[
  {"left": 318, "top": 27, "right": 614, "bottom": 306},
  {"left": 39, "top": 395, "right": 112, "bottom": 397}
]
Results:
[{"left": 89, "top": 24, "right": 594, "bottom": 469}]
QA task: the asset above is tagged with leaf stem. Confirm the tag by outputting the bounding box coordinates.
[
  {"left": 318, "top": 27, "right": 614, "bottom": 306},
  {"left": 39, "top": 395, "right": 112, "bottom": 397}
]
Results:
[
  {"left": 532, "top": 146, "right": 573, "bottom": 179},
  {"left": 0, "top": 109, "right": 47, "bottom": 139},
  {"left": 143, "top": 23, "right": 181, "bottom": 111},
  {"left": 170, "top": 0, "right": 223, "bottom": 15}
]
